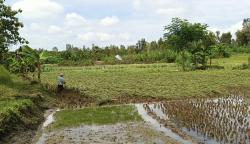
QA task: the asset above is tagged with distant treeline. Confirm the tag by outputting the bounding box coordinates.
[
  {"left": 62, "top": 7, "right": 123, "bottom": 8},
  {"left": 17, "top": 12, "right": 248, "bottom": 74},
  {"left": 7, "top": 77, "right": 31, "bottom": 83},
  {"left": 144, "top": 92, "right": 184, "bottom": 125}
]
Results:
[{"left": 28, "top": 18, "right": 250, "bottom": 67}]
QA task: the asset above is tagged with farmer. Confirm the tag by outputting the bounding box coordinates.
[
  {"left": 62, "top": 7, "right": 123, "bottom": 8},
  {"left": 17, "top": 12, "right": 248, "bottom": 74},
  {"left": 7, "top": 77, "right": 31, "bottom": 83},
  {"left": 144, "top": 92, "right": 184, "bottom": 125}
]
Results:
[{"left": 57, "top": 73, "right": 65, "bottom": 94}]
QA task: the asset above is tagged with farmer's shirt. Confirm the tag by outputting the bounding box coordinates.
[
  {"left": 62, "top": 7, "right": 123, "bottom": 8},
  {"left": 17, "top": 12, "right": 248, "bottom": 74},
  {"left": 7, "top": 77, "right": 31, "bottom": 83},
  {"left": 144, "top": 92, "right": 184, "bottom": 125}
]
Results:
[{"left": 57, "top": 76, "right": 65, "bottom": 86}]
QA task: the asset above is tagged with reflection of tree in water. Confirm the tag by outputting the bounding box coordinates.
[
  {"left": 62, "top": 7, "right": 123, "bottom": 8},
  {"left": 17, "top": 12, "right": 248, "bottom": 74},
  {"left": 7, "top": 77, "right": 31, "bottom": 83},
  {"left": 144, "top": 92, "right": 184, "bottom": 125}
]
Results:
[{"left": 143, "top": 95, "right": 250, "bottom": 144}]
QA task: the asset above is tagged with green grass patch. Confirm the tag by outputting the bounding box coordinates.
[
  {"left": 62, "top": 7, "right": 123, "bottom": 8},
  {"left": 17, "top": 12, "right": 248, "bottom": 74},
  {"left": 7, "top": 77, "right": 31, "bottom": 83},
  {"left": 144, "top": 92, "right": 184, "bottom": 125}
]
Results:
[
  {"left": 0, "top": 65, "right": 12, "bottom": 84},
  {"left": 212, "top": 53, "right": 250, "bottom": 69},
  {"left": 51, "top": 105, "right": 141, "bottom": 129},
  {"left": 0, "top": 99, "right": 42, "bottom": 137}
]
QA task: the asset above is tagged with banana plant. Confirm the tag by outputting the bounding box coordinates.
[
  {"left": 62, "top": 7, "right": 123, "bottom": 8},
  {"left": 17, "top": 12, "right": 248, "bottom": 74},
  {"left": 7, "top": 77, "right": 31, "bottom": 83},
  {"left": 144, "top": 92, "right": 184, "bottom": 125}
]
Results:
[{"left": 20, "top": 45, "right": 48, "bottom": 82}]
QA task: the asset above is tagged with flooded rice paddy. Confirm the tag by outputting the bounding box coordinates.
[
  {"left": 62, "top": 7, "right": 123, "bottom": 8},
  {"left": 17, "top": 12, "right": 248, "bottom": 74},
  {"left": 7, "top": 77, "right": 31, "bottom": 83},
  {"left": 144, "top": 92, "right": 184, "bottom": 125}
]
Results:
[{"left": 36, "top": 95, "right": 250, "bottom": 144}]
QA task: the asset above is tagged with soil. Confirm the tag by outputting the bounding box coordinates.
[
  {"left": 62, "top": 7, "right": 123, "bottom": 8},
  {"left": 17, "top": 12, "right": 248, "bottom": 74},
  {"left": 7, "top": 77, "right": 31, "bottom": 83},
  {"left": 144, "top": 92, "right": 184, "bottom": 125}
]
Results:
[{"left": 40, "top": 122, "right": 178, "bottom": 144}]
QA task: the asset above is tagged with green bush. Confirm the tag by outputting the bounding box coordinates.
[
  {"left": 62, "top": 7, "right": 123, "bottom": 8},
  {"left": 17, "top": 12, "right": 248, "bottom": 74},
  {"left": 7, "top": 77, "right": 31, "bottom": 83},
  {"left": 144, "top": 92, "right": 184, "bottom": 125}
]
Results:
[
  {"left": 102, "top": 57, "right": 116, "bottom": 65},
  {"left": 176, "top": 52, "right": 194, "bottom": 71},
  {"left": 231, "top": 46, "right": 250, "bottom": 53},
  {"left": 163, "top": 49, "right": 177, "bottom": 63},
  {"left": 0, "top": 65, "right": 12, "bottom": 84},
  {"left": 44, "top": 57, "right": 63, "bottom": 64}
]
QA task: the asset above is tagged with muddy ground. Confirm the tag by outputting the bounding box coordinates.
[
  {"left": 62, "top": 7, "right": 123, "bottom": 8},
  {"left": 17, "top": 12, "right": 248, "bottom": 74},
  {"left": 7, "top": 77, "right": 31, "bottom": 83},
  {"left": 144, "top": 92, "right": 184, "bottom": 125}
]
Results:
[{"left": 39, "top": 122, "right": 178, "bottom": 144}]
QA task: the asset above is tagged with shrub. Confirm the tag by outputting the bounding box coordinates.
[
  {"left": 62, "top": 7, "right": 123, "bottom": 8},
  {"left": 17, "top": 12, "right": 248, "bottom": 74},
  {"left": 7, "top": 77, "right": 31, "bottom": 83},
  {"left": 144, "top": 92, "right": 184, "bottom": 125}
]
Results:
[
  {"left": 0, "top": 65, "right": 12, "bottom": 84},
  {"left": 211, "top": 44, "right": 231, "bottom": 58},
  {"left": 176, "top": 52, "right": 194, "bottom": 71},
  {"left": 163, "top": 49, "right": 177, "bottom": 63},
  {"left": 102, "top": 57, "right": 116, "bottom": 65}
]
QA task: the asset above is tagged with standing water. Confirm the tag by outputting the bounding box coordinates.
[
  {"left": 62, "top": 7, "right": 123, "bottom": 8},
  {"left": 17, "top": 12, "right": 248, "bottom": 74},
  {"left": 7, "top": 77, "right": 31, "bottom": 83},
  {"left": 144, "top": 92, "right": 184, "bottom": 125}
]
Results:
[{"left": 136, "top": 95, "right": 250, "bottom": 144}]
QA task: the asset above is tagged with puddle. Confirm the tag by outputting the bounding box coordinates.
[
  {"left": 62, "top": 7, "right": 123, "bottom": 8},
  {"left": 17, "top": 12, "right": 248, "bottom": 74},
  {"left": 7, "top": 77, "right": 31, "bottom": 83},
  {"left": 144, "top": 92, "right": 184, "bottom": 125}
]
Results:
[
  {"left": 137, "top": 95, "right": 250, "bottom": 144},
  {"left": 42, "top": 109, "right": 60, "bottom": 128},
  {"left": 36, "top": 109, "right": 60, "bottom": 144}
]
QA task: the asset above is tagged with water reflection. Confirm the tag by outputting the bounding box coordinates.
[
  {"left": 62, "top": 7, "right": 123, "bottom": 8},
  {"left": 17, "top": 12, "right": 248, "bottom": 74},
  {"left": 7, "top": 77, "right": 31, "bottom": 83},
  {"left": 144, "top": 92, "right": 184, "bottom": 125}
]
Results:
[{"left": 139, "top": 95, "right": 250, "bottom": 144}]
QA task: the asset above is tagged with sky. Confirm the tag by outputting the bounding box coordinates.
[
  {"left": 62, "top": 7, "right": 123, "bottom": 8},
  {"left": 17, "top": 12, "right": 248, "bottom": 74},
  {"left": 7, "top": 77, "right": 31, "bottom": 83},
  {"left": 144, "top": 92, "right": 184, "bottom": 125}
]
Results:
[{"left": 5, "top": 0, "right": 250, "bottom": 50}]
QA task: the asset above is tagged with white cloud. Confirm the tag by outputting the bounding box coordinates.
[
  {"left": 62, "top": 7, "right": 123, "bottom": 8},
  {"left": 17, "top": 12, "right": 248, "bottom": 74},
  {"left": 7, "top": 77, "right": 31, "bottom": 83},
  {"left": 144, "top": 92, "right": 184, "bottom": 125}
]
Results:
[
  {"left": 12, "top": 0, "right": 63, "bottom": 19},
  {"left": 209, "top": 21, "right": 243, "bottom": 37},
  {"left": 132, "top": 0, "right": 141, "bottom": 10},
  {"left": 227, "top": 21, "right": 243, "bottom": 35},
  {"left": 78, "top": 32, "right": 130, "bottom": 42},
  {"left": 118, "top": 33, "right": 130, "bottom": 41},
  {"left": 8, "top": 0, "right": 250, "bottom": 49},
  {"left": 78, "top": 32, "right": 95, "bottom": 41},
  {"left": 48, "top": 25, "right": 62, "bottom": 34},
  {"left": 96, "top": 33, "right": 114, "bottom": 41},
  {"left": 30, "top": 23, "right": 42, "bottom": 31},
  {"left": 156, "top": 8, "right": 185, "bottom": 16},
  {"left": 100, "top": 16, "right": 120, "bottom": 26},
  {"left": 65, "top": 13, "right": 87, "bottom": 27}
]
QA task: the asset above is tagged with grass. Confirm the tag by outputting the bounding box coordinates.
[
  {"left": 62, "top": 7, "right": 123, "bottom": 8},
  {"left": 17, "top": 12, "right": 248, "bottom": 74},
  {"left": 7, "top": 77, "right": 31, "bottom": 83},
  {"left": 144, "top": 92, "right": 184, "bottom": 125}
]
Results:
[
  {"left": 51, "top": 105, "right": 141, "bottom": 129},
  {"left": 0, "top": 65, "right": 12, "bottom": 84},
  {"left": 212, "top": 53, "right": 250, "bottom": 69},
  {"left": 0, "top": 65, "right": 52, "bottom": 138},
  {"left": 41, "top": 54, "right": 250, "bottom": 101}
]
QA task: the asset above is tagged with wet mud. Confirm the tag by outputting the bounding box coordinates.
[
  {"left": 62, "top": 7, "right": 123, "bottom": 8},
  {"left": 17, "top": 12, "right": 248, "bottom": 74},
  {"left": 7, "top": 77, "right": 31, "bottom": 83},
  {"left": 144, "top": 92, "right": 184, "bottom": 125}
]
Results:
[{"left": 38, "top": 122, "right": 177, "bottom": 144}]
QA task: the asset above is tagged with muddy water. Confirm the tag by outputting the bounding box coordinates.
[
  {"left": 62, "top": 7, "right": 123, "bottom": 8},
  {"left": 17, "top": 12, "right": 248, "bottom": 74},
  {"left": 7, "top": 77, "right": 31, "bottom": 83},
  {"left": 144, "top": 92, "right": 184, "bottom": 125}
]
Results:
[
  {"left": 36, "top": 95, "right": 250, "bottom": 144},
  {"left": 138, "top": 95, "right": 250, "bottom": 144},
  {"left": 136, "top": 104, "right": 193, "bottom": 144}
]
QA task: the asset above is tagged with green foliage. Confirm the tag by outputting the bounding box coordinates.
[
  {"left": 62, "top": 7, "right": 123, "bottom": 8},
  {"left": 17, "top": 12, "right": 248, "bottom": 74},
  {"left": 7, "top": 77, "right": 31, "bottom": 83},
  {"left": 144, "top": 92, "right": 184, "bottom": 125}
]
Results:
[
  {"left": 17, "top": 45, "right": 47, "bottom": 81},
  {"left": 0, "top": 65, "right": 11, "bottom": 84},
  {"left": 163, "top": 49, "right": 177, "bottom": 63},
  {"left": 0, "top": 99, "right": 41, "bottom": 137},
  {"left": 220, "top": 32, "right": 232, "bottom": 45},
  {"left": 231, "top": 46, "right": 250, "bottom": 53},
  {"left": 236, "top": 18, "right": 250, "bottom": 46},
  {"left": 0, "top": 0, "right": 27, "bottom": 63},
  {"left": 51, "top": 105, "right": 141, "bottom": 129},
  {"left": 164, "top": 18, "right": 210, "bottom": 70},
  {"left": 211, "top": 44, "right": 231, "bottom": 58},
  {"left": 176, "top": 51, "right": 194, "bottom": 71}
]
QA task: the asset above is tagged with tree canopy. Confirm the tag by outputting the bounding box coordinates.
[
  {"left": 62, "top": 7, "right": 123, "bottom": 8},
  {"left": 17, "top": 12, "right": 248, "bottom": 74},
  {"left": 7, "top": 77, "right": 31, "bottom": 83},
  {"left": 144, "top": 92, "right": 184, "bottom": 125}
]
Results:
[{"left": 0, "top": 0, "right": 26, "bottom": 63}]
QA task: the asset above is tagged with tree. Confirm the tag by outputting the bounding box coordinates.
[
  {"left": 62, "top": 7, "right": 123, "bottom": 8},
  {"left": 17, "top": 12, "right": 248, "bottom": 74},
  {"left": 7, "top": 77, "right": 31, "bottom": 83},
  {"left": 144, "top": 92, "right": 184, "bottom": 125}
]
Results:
[
  {"left": 20, "top": 45, "right": 47, "bottom": 82},
  {"left": 52, "top": 46, "right": 58, "bottom": 52},
  {"left": 164, "top": 18, "right": 208, "bottom": 70},
  {"left": 220, "top": 32, "right": 232, "bottom": 45},
  {"left": 187, "top": 34, "right": 215, "bottom": 69},
  {"left": 236, "top": 18, "right": 250, "bottom": 46},
  {"left": 203, "top": 32, "right": 217, "bottom": 66},
  {"left": 0, "top": 0, "right": 26, "bottom": 63},
  {"left": 135, "top": 38, "right": 147, "bottom": 53}
]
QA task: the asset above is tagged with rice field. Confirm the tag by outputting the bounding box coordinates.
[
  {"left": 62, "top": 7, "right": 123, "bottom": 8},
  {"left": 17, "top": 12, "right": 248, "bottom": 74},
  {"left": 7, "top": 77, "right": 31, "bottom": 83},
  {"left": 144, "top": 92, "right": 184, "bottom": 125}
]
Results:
[{"left": 41, "top": 54, "right": 250, "bottom": 102}]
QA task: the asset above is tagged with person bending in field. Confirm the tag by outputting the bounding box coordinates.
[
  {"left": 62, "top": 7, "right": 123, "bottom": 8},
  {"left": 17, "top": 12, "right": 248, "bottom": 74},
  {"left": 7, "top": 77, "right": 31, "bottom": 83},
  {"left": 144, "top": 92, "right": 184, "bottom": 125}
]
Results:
[{"left": 57, "top": 73, "right": 65, "bottom": 95}]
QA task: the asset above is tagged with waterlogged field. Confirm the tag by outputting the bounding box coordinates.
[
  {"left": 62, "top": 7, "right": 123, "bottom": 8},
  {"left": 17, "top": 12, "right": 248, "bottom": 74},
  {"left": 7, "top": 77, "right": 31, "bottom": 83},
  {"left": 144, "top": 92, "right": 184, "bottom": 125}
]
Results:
[
  {"left": 42, "top": 54, "right": 250, "bottom": 102},
  {"left": 37, "top": 105, "right": 177, "bottom": 144},
  {"left": 37, "top": 95, "right": 250, "bottom": 144}
]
